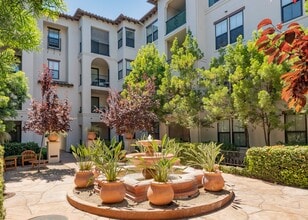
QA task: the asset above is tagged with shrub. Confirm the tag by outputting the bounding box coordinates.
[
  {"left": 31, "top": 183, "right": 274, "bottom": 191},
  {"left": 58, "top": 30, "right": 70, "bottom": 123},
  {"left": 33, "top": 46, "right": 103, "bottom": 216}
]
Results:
[
  {"left": 0, "top": 145, "right": 5, "bottom": 219},
  {"left": 245, "top": 145, "right": 308, "bottom": 188},
  {"left": 3, "top": 142, "right": 40, "bottom": 157}
]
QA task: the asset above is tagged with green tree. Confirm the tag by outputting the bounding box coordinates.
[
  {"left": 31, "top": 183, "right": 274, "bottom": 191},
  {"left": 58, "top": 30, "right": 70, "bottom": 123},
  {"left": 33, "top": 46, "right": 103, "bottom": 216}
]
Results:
[
  {"left": 202, "top": 36, "right": 289, "bottom": 146},
  {"left": 160, "top": 31, "right": 204, "bottom": 128},
  {"left": 0, "top": 0, "right": 66, "bottom": 132},
  {"left": 123, "top": 43, "right": 169, "bottom": 119}
]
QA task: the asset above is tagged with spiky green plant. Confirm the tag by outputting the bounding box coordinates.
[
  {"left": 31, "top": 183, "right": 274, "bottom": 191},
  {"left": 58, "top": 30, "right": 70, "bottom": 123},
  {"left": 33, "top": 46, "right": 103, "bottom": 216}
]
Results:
[
  {"left": 71, "top": 144, "right": 93, "bottom": 171},
  {"left": 185, "top": 142, "right": 224, "bottom": 172},
  {"left": 91, "top": 138, "right": 126, "bottom": 182},
  {"left": 145, "top": 135, "right": 179, "bottom": 182}
]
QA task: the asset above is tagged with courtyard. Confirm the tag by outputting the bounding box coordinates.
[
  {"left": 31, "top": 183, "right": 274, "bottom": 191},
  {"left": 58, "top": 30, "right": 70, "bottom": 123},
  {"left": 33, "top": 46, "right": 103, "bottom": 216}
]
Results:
[{"left": 3, "top": 151, "right": 308, "bottom": 220}]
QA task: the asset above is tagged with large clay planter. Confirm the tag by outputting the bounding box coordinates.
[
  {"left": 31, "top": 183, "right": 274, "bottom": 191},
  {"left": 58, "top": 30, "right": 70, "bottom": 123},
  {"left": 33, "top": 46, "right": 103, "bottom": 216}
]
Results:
[
  {"left": 87, "top": 132, "right": 96, "bottom": 140},
  {"left": 202, "top": 171, "right": 224, "bottom": 191},
  {"left": 147, "top": 182, "right": 174, "bottom": 205},
  {"left": 74, "top": 171, "right": 94, "bottom": 188},
  {"left": 99, "top": 180, "right": 126, "bottom": 203},
  {"left": 48, "top": 133, "right": 59, "bottom": 142}
]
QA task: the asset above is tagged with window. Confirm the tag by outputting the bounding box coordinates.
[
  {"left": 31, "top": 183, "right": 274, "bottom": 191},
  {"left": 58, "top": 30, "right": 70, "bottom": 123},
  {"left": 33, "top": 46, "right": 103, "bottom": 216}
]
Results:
[
  {"left": 91, "top": 27, "right": 109, "bottom": 56},
  {"left": 146, "top": 20, "right": 158, "bottom": 43},
  {"left": 118, "top": 28, "right": 123, "bottom": 49},
  {"left": 48, "top": 60, "right": 60, "bottom": 79},
  {"left": 232, "top": 120, "right": 246, "bottom": 147},
  {"left": 118, "top": 60, "right": 123, "bottom": 80},
  {"left": 215, "top": 20, "right": 228, "bottom": 49},
  {"left": 218, "top": 120, "right": 231, "bottom": 146},
  {"left": 8, "top": 121, "right": 21, "bottom": 142},
  {"left": 209, "top": 0, "right": 220, "bottom": 7},
  {"left": 215, "top": 10, "right": 244, "bottom": 50},
  {"left": 91, "top": 97, "right": 99, "bottom": 113},
  {"left": 48, "top": 28, "right": 61, "bottom": 49},
  {"left": 126, "top": 60, "right": 132, "bottom": 76},
  {"left": 218, "top": 119, "right": 246, "bottom": 147},
  {"left": 285, "top": 114, "right": 307, "bottom": 144},
  {"left": 281, "top": 0, "right": 303, "bottom": 23},
  {"left": 126, "top": 28, "right": 135, "bottom": 48},
  {"left": 13, "top": 55, "right": 22, "bottom": 72}
]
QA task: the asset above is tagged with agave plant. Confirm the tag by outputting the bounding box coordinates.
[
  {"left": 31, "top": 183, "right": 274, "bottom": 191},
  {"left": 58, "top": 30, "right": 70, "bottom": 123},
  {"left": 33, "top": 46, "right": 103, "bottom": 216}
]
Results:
[
  {"left": 71, "top": 144, "right": 93, "bottom": 171},
  {"left": 91, "top": 138, "right": 126, "bottom": 182},
  {"left": 185, "top": 142, "right": 224, "bottom": 172}
]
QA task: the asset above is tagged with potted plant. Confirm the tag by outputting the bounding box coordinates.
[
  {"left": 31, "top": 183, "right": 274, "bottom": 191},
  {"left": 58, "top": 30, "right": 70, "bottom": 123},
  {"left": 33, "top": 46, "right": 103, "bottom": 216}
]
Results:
[
  {"left": 91, "top": 138, "right": 127, "bottom": 203},
  {"left": 146, "top": 136, "right": 179, "bottom": 205},
  {"left": 87, "top": 125, "right": 99, "bottom": 140},
  {"left": 71, "top": 144, "right": 94, "bottom": 188},
  {"left": 185, "top": 142, "right": 225, "bottom": 191}
]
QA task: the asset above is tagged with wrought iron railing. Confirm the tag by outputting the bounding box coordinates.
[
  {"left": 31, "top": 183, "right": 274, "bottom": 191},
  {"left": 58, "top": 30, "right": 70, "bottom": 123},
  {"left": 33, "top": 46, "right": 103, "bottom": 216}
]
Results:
[{"left": 221, "top": 150, "right": 246, "bottom": 167}]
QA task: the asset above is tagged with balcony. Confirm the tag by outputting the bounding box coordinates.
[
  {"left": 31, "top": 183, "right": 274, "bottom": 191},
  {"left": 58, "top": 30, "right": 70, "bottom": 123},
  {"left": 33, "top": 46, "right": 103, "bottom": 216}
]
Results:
[
  {"left": 166, "top": 10, "right": 186, "bottom": 35},
  {"left": 91, "top": 40, "right": 109, "bottom": 56},
  {"left": 91, "top": 75, "right": 109, "bottom": 88}
]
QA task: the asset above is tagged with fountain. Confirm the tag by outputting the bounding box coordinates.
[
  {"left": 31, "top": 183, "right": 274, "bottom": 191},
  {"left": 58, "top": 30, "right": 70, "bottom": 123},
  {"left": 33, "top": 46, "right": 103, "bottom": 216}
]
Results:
[{"left": 67, "top": 136, "right": 234, "bottom": 219}]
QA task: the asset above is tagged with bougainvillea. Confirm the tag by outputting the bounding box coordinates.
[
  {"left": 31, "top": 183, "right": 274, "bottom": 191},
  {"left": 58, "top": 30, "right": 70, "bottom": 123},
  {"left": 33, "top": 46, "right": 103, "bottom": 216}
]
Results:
[{"left": 256, "top": 18, "right": 308, "bottom": 112}]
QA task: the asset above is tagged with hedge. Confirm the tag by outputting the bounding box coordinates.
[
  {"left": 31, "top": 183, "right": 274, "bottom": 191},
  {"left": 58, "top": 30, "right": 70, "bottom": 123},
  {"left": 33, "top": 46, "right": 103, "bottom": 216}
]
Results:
[
  {"left": 0, "top": 145, "right": 5, "bottom": 219},
  {"left": 3, "top": 142, "right": 47, "bottom": 165},
  {"left": 3, "top": 142, "right": 40, "bottom": 157},
  {"left": 245, "top": 145, "right": 308, "bottom": 188}
]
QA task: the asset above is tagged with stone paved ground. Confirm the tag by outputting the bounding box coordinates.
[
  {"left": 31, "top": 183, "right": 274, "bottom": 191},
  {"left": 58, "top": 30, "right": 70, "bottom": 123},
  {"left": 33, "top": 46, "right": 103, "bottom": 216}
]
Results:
[{"left": 4, "top": 151, "right": 308, "bottom": 220}]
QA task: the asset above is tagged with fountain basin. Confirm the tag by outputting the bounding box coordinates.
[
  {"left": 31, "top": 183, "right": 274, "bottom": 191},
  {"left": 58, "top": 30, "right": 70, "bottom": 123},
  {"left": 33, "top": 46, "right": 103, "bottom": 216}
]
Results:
[{"left": 126, "top": 152, "right": 174, "bottom": 167}]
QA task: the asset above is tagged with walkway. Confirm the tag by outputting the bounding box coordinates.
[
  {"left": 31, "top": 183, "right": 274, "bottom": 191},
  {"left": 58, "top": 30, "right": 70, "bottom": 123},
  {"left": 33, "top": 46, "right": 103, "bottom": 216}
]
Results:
[{"left": 4, "top": 151, "right": 308, "bottom": 220}]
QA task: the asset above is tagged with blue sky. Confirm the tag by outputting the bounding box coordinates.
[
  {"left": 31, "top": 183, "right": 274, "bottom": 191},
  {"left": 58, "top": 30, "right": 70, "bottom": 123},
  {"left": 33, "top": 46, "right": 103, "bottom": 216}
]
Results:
[{"left": 64, "top": 0, "right": 155, "bottom": 20}]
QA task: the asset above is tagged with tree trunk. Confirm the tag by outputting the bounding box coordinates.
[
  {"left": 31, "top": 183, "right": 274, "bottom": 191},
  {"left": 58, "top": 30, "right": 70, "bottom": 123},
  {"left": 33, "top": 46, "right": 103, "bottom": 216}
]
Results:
[
  {"left": 37, "top": 134, "right": 44, "bottom": 173},
  {"left": 245, "top": 126, "right": 250, "bottom": 147}
]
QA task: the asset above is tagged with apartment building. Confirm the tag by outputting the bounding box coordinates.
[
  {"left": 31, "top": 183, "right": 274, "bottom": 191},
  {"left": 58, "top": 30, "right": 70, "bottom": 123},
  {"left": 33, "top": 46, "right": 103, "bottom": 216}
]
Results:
[{"left": 11, "top": 0, "right": 308, "bottom": 151}]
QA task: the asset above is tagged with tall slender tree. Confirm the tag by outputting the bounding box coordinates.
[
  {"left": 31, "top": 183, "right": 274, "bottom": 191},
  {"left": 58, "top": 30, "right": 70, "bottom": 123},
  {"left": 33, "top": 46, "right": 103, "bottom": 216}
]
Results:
[
  {"left": 123, "top": 43, "right": 169, "bottom": 120},
  {"left": 24, "top": 66, "right": 72, "bottom": 172},
  {"left": 160, "top": 31, "right": 204, "bottom": 128},
  {"left": 202, "top": 36, "right": 289, "bottom": 146}
]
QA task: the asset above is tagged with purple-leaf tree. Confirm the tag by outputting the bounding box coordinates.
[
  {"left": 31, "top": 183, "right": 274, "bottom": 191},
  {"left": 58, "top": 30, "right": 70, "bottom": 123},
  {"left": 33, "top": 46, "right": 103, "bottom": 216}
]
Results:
[
  {"left": 24, "top": 65, "right": 73, "bottom": 172},
  {"left": 99, "top": 76, "right": 159, "bottom": 137}
]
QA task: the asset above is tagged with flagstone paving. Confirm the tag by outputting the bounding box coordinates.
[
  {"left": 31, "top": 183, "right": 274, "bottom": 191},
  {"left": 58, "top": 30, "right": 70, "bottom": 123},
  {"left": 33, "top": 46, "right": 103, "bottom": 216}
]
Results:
[{"left": 4, "top": 151, "right": 308, "bottom": 220}]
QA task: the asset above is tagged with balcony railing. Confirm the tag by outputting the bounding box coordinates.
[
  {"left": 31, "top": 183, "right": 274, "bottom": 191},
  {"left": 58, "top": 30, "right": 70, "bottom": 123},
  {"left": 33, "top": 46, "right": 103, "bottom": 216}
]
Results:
[
  {"left": 91, "top": 40, "right": 109, "bottom": 56},
  {"left": 91, "top": 76, "right": 109, "bottom": 87},
  {"left": 166, "top": 10, "right": 186, "bottom": 34}
]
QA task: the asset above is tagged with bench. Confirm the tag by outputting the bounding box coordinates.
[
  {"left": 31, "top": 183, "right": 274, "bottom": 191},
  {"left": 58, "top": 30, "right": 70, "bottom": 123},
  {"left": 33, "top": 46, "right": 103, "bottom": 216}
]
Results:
[
  {"left": 31, "top": 159, "right": 48, "bottom": 168},
  {"left": 21, "top": 150, "right": 37, "bottom": 166},
  {"left": 4, "top": 156, "right": 17, "bottom": 171}
]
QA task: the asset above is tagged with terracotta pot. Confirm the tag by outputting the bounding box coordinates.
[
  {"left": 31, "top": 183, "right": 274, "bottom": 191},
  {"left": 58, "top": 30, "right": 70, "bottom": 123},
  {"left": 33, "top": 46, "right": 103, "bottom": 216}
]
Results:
[
  {"left": 99, "top": 180, "right": 126, "bottom": 203},
  {"left": 74, "top": 170, "right": 94, "bottom": 188},
  {"left": 87, "top": 132, "right": 96, "bottom": 140},
  {"left": 48, "top": 133, "right": 59, "bottom": 142},
  {"left": 124, "top": 133, "right": 134, "bottom": 139},
  {"left": 202, "top": 171, "right": 224, "bottom": 191},
  {"left": 147, "top": 182, "right": 174, "bottom": 205}
]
